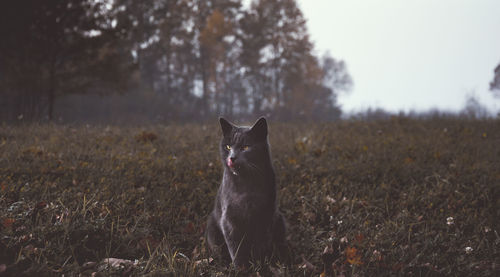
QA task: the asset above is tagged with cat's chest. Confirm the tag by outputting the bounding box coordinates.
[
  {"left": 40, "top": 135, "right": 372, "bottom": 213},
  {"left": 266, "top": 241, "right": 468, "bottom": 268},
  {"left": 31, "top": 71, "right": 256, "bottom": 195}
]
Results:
[
  {"left": 219, "top": 174, "right": 274, "bottom": 222},
  {"left": 221, "top": 193, "right": 256, "bottom": 213},
  {"left": 220, "top": 191, "right": 270, "bottom": 222}
]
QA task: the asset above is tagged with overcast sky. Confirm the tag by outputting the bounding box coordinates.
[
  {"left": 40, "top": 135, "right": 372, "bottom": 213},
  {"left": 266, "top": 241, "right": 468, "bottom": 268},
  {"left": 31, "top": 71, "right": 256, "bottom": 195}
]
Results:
[{"left": 298, "top": 0, "right": 500, "bottom": 114}]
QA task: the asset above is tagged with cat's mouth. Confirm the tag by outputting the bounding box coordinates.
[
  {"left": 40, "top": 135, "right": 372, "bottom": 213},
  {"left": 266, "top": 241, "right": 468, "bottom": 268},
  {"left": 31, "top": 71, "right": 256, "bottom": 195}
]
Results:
[
  {"left": 226, "top": 158, "right": 239, "bottom": 175},
  {"left": 228, "top": 164, "right": 239, "bottom": 175}
]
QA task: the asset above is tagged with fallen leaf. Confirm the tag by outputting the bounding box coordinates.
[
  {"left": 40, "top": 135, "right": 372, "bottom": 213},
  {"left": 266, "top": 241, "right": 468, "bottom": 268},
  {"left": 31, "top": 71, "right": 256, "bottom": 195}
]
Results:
[
  {"left": 404, "top": 157, "right": 414, "bottom": 164},
  {"left": 325, "top": 195, "right": 336, "bottom": 204},
  {"left": 346, "top": 247, "right": 363, "bottom": 265},
  {"left": 304, "top": 211, "right": 316, "bottom": 222},
  {"left": 372, "top": 250, "right": 382, "bottom": 262},
  {"left": 300, "top": 255, "right": 316, "bottom": 271},
  {"left": 194, "top": 258, "right": 213, "bottom": 266},
  {"left": 2, "top": 218, "right": 14, "bottom": 228},
  {"left": 100, "top": 258, "right": 137, "bottom": 270},
  {"left": 355, "top": 233, "right": 364, "bottom": 243},
  {"left": 82, "top": 261, "right": 97, "bottom": 269},
  {"left": 184, "top": 222, "right": 195, "bottom": 234},
  {"left": 36, "top": 201, "right": 48, "bottom": 210},
  {"left": 135, "top": 131, "right": 157, "bottom": 143}
]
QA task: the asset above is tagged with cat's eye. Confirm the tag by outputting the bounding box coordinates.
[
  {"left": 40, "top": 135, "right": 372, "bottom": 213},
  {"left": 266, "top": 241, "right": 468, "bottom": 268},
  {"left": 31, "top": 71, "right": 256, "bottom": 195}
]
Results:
[
  {"left": 225, "top": 145, "right": 231, "bottom": 150},
  {"left": 242, "top": 145, "right": 249, "bottom": 151}
]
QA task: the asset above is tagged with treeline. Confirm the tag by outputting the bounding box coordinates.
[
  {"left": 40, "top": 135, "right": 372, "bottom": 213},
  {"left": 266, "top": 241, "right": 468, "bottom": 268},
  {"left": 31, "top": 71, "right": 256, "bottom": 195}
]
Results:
[
  {"left": 0, "top": 0, "right": 352, "bottom": 123},
  {"left": 350, "top": 95, "right": 495, "bottom": 121}
]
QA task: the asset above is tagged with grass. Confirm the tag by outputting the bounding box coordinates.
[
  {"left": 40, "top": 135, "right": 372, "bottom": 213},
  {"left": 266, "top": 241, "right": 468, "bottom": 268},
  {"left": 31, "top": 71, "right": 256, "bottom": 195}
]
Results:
[{"left": 0, "top": 118, "right": 499, "bottom": 276}]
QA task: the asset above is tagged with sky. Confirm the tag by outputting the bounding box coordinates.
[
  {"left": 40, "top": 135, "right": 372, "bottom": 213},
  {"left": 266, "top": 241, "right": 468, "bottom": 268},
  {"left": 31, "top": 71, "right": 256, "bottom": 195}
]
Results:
[{"left": 298, "top": 0, "right": 500, "bottom": 114}]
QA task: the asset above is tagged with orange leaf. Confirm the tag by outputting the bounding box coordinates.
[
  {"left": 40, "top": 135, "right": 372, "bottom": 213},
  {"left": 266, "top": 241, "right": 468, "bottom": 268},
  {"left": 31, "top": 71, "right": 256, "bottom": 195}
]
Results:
[
  {"left": 184, "top": 222, "right": 195, "bottom": 234},
  {"left": 404, "top": 157, "right": 414, "bottom": 164},
  {"left": 346, "top": 247, "right": 363, "bottom": 265},
  {"left": 35, "top": 201, "right": 48, "bottom": 210},
  {"left": 2, "top": 218, "right": 14, "bottom": 228},
  {"left": 355, "top": 233, "right": 364, "bottom": 243}
]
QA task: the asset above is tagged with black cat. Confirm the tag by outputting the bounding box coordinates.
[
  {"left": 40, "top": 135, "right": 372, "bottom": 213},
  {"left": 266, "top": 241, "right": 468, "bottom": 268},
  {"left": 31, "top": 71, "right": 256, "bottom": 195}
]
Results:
[{"left": 206, "top": 117, "right": 286, "bottom": 267}]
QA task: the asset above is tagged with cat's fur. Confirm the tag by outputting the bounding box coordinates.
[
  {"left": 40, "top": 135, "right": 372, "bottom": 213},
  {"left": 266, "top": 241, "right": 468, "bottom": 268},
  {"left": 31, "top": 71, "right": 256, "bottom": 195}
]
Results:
[{"left": 206, "top": 117, "right": 286, "bottom": 267}]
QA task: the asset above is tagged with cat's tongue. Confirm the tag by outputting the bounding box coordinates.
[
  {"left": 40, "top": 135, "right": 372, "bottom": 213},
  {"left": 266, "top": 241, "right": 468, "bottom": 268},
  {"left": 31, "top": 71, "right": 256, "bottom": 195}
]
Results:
[{"left": 226, "top": 157, "right": 234, "bottom": 168}]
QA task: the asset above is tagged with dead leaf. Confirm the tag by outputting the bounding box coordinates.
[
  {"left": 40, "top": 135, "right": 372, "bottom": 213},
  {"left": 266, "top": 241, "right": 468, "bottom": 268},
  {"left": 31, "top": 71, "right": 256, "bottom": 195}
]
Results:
[
  {"left": 346, "top": 247, "right": 363, "bottom": 265},
  {"left": 300, "top": 255, "right": 316, "bottom": 271},
  {"left": 304, "top": 211, "right": 316, "bottom": 222},
  {"left": 2, "top": 218, "right": 14, "bottom": 228},
  {"left": 194, "top": 258, "right": 213, "bottom": 266},
  {"left": 372, "top": 250, "right": 382, "bottom": 262},
  {"left": 82, "top": 261, "right": 97, "bottom": 269},
  {"left": 99, "top": 258, "right": 137, "bottom": 270},
  {"left": 325, "top": 195, "right": 336, "bottom": 204},
  {"left": 36, "top": 201, "right": 48, "bottom": 210},
  {"left": 135, "top": 131, "right": 157, "bottom": 143},
  {"left": 355, "top": 233, "right": 364, "bottom": 243},
  {"left": 184, "top": 222, "right": 195, "bottom": 234}
]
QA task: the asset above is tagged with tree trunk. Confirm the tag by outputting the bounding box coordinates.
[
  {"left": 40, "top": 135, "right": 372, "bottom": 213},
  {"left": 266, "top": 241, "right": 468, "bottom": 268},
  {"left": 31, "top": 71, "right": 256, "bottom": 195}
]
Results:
[
  {"left": 200, "top": 49, "right": 209, "bottom": 116},
  {"left": 47, "top": 56, "right": 56, "bottom": 121},
  {"left": 252, "top": 83, "right": 261, "bottom": 116},
  {"left": 47, "top": 87, "right": 54, "bottom": 121}
]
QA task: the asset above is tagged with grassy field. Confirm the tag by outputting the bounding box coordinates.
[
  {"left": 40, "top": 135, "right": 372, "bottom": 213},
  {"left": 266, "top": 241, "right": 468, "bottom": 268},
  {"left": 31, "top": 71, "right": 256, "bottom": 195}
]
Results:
[{"left": 0, "top": 118, "right": 499, "bottom": 276}]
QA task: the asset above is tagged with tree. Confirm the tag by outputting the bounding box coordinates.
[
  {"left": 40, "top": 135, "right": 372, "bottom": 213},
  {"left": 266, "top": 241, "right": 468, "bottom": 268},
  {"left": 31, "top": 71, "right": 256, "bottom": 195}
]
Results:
[
  {"left": 241, "top": 0, "right": 313, "bottom": 117},
  {"left": 241, "top": 0, "right": 351, "bottom": 120},
  {"left": 490, "top": 63, "right": 500, "bottom": 97},
  {"left": 127, "top": 0, "right": 199, "bottom": 120},
  {"left": 0, "top": 0, "right": 133, "bottom": 121},
  {"left": 461, "top": 94, "right": 489, "bottom": 119},
  {"left": 316, "top": 53, "right": 352, "bottom": 119},
  {"left": 196, "top": 0, "right": 243, "bottom": 117},
  {"left": 112, "top": 0, "right": 243, "bottom": 119},
  {"left": 0, "top": 0, "right": 353, "bottom": 122}
]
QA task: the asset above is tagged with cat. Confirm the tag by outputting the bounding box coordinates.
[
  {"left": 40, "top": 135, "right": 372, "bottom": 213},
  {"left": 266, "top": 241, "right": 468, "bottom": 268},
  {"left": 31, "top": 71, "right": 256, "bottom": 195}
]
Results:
[{"left": 206, "top": 117, "right": 286, "bottom": 268}]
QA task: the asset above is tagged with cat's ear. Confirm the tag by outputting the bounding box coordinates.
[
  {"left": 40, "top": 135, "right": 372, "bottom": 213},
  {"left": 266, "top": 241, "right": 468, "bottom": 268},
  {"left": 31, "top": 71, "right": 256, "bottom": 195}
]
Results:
[
  {"left": 219, "top": 117, "right": 234, "bottom": 137},
  {"left": 250, "top": 117, "right": 268, "bottom": 140}
]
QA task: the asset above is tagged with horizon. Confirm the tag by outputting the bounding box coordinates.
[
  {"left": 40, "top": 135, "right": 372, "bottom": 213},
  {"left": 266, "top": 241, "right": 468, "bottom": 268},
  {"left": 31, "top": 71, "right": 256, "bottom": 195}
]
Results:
[{"left": 298, "top": 0, "right": 500, "bottom": 115}]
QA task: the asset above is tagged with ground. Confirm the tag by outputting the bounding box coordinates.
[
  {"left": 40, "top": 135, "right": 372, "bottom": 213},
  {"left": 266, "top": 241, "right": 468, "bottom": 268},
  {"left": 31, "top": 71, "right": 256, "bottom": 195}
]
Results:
[{"left": 0, "top": 118, "right": 498, "bottom": 276}]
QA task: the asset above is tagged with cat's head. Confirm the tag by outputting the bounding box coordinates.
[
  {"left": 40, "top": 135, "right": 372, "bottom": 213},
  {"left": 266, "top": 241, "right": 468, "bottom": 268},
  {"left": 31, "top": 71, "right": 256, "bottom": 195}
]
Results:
[{"left": 219, "top": 117, "right": 270, "bottom": 176}]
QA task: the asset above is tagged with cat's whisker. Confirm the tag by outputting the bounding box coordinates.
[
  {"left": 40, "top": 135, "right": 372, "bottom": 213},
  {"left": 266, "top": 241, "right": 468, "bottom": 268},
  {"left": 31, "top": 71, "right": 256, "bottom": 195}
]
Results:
[{"left": 247, "top": 162, "right": 264, "bottom": 177}]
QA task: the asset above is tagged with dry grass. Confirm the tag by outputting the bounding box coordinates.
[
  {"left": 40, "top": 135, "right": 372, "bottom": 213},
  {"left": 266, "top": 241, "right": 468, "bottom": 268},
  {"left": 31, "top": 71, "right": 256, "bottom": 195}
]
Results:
[{"left": 0, "top": 118, "right": 499, "bottom": 276}]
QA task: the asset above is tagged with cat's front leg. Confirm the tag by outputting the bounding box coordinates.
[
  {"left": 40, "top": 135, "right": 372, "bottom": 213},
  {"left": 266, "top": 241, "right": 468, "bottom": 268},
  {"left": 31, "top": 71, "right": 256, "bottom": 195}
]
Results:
[
  {"left": 206, "top": 212, "right": 230, "bottom": 263},
  {"left": 221, "top": 218, "right": 251, "bottom": 267}
]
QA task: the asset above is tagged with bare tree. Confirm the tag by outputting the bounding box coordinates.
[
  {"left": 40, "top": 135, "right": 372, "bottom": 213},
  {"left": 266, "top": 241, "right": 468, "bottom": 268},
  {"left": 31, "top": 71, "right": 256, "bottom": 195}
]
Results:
[{"left": 490, "top": 63, "right": 500, "bottom": 97}]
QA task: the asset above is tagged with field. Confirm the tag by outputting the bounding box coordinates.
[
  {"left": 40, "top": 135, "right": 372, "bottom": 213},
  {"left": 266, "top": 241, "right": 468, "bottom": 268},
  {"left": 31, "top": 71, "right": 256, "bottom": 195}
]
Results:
[{"left": 0, "top": 118, "right": 499, "bottom": 276}]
